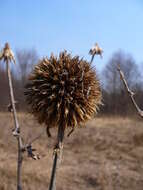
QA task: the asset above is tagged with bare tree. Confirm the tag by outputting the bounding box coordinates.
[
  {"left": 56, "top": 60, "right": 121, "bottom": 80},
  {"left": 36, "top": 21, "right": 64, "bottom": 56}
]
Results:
[
  {"left": 101, "top": 51, "right": 141, "bottom": 115},
  {"left": 13, "top": 49, "right": 39, "bottom": 109},
  {"left": 16, "top": 49, "right": 38, "bottom": 85},
  {"left": 102, "top": 51, "right": 140, "bottom": 92}
]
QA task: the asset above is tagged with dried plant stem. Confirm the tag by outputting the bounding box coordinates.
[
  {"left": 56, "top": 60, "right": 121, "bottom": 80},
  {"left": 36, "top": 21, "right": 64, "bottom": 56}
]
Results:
[
  {"left": 90, "top": 54, "right": 95, "bottom": 65},
  {"left": 17, "top": 138, "right": 23, "bottom": 190},
  {"left": 2, "top": 43, "right": 41, "bottom": 190},
  {"left": 117, "top": 64, "right": 143, "bottom": 118},
  {"left": 6, "top": 60, "right": 23, "bottom": 190},
  {"left": 6, "top": 60, "right": 20, "bottom": 134},
  {"left": 48, "top": 123, "right": 64, "bottom": 190},
  {"left": 48, "top": 153, "right": 58, "bottom": 190}
]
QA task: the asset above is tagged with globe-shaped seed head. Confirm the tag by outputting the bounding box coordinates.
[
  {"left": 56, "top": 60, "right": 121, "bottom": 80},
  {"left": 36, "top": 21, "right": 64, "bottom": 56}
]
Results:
[{"left": 25, "top": 51, "right": 102, "bottom": 131}]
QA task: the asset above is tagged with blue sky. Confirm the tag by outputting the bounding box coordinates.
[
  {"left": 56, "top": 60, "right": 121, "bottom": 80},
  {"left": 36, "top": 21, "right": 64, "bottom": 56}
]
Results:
[{"left": 0, "top": 0, "right": 143, "bottom": 70}]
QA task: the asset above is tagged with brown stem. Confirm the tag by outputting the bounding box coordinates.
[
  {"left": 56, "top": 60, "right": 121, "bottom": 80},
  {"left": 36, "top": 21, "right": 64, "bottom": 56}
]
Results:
[
  {"left": 6, "top": 60, "right": 23, "bottom": 190},
  {"left": 48, "top": 123, "right": 64, "bottom": 190},
  {"left": 6, "top": 61, "right": 20, "bottom": 135},
  {"left": 17, "top": 138, "right": 23, "bottom": 190},
  {"left": 90, "top": 54, "right": 95, "bottom": 65},
  {"left": 48, "top": 153, "right": 58, "bottom": 190},
  {"left": 117, "top": 64, "right": 143, "bottom": 118}
]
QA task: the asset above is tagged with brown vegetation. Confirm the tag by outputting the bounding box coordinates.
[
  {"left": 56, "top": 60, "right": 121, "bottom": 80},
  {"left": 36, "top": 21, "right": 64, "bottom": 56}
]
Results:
[
  {"left": 24, "top": 50, "right": 102, "bottom": 189},
  {"left": 0, "top": 113, "right": 143, "bottom": 190},
  {"left": 1, "top": 49, "right": 143, "bottom": 115},
  {"left": 25, "top": 51, "right": 101, "bottom": 131}
]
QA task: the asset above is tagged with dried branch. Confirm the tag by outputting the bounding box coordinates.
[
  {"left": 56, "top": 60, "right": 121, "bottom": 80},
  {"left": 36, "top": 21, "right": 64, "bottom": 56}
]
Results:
[
  {"left": 0, "top": 43, "right": 23, "bottom": 190},
  {"left": 6, "top": 59, "right": 20, "bottom": 135},
  {"left": 0, "top": 43, "right": 41, "bottom": 190},
  {"left": 117, "top": 64, "right": 143, "bottom": 118}
]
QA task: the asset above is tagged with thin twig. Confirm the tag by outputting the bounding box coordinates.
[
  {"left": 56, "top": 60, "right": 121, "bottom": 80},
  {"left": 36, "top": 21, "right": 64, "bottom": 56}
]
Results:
[
  {"left": 6, "top": 60, "right": 20, "bottom": 135},
  {"left": 6, "top": 58, "right": 23, "bottom": 190},
  {"left": 117, "top": 64, "right": 143, "bottom": 118}
]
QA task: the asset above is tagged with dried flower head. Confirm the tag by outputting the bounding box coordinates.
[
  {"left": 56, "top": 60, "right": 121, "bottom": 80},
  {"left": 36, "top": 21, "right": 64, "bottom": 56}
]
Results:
[
  {"left": 0, "top": 43, "right": 16, "bottom": 63},
  {"left": 89, "top": 43, "right": 103, "bottom": 58},
  {"left": 25, "top": 51, "right": 102, "bottom": 134}
]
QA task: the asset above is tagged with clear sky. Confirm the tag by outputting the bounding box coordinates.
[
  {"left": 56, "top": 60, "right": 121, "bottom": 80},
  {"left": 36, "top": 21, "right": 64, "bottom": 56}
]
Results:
[{"left": 0, "top": 0, "right": 143, "bottom": 70}]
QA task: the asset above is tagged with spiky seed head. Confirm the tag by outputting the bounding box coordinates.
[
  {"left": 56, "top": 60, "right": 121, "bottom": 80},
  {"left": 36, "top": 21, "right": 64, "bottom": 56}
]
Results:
[{"left": 25, "top": 51, "right": 102, "bottom": 130}]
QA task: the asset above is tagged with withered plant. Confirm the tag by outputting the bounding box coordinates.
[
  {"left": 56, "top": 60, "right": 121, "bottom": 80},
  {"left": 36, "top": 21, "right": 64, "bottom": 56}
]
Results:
[
  {"left": 0, "top": 43, "right": 41, "bottom": 190},
  {"left": 25, "top": 47, "right": 102, "bottom": 190}
]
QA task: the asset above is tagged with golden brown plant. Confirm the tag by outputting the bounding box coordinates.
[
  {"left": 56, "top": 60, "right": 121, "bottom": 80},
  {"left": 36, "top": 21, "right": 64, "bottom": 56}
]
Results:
[
  {"left": 25, "top": 51, "right": 102, "bottom": 135},
  {"left": 25, "top": 50, "right": 102, "bottom": 190}
]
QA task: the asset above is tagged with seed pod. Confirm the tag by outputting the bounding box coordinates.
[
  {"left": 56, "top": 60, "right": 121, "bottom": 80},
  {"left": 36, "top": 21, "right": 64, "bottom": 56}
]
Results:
[{"left": 25, "top": 51, "right": 102, "bottom": 134}]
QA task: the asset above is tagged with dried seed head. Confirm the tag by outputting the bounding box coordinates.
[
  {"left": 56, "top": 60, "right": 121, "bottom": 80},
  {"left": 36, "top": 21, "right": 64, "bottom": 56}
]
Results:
[
  {"left": 0, "top": 43, "right": 16, "bottom": 63},
  {"left": 25, "top": 51, "right": 102, "bottom": 130},
  {"left": 89, "top": 43, "right": 103, "bottom": 58}
]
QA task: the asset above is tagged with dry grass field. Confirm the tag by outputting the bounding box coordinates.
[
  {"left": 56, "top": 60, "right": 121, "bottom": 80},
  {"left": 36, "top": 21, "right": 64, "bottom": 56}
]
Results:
[{"left": 0, "top": 113, "right": 143, "bottom": 190}]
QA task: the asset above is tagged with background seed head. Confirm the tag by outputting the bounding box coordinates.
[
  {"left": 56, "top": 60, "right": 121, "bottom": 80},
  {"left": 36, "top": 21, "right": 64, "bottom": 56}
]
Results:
[
  {"left": 0, "top": 43, "right": 16, "bottom": 64},
  {"left": 25, "top": 51, "right": 102, "bottom": 129}
]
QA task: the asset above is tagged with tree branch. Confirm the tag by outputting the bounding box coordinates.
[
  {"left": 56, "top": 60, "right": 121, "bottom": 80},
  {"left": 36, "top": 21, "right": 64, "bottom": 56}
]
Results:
[{"left": 117, "top": 64, "right": 143, "bottom": 118}]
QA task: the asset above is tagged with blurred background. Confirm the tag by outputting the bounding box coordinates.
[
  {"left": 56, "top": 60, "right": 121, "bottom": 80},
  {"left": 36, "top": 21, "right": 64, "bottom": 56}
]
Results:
[
  {"left": 0, "top": 0, "right": 143, "bottom": 115},
  {"left": 1, "top": 1, "right": 143, "bottom": 190}
]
